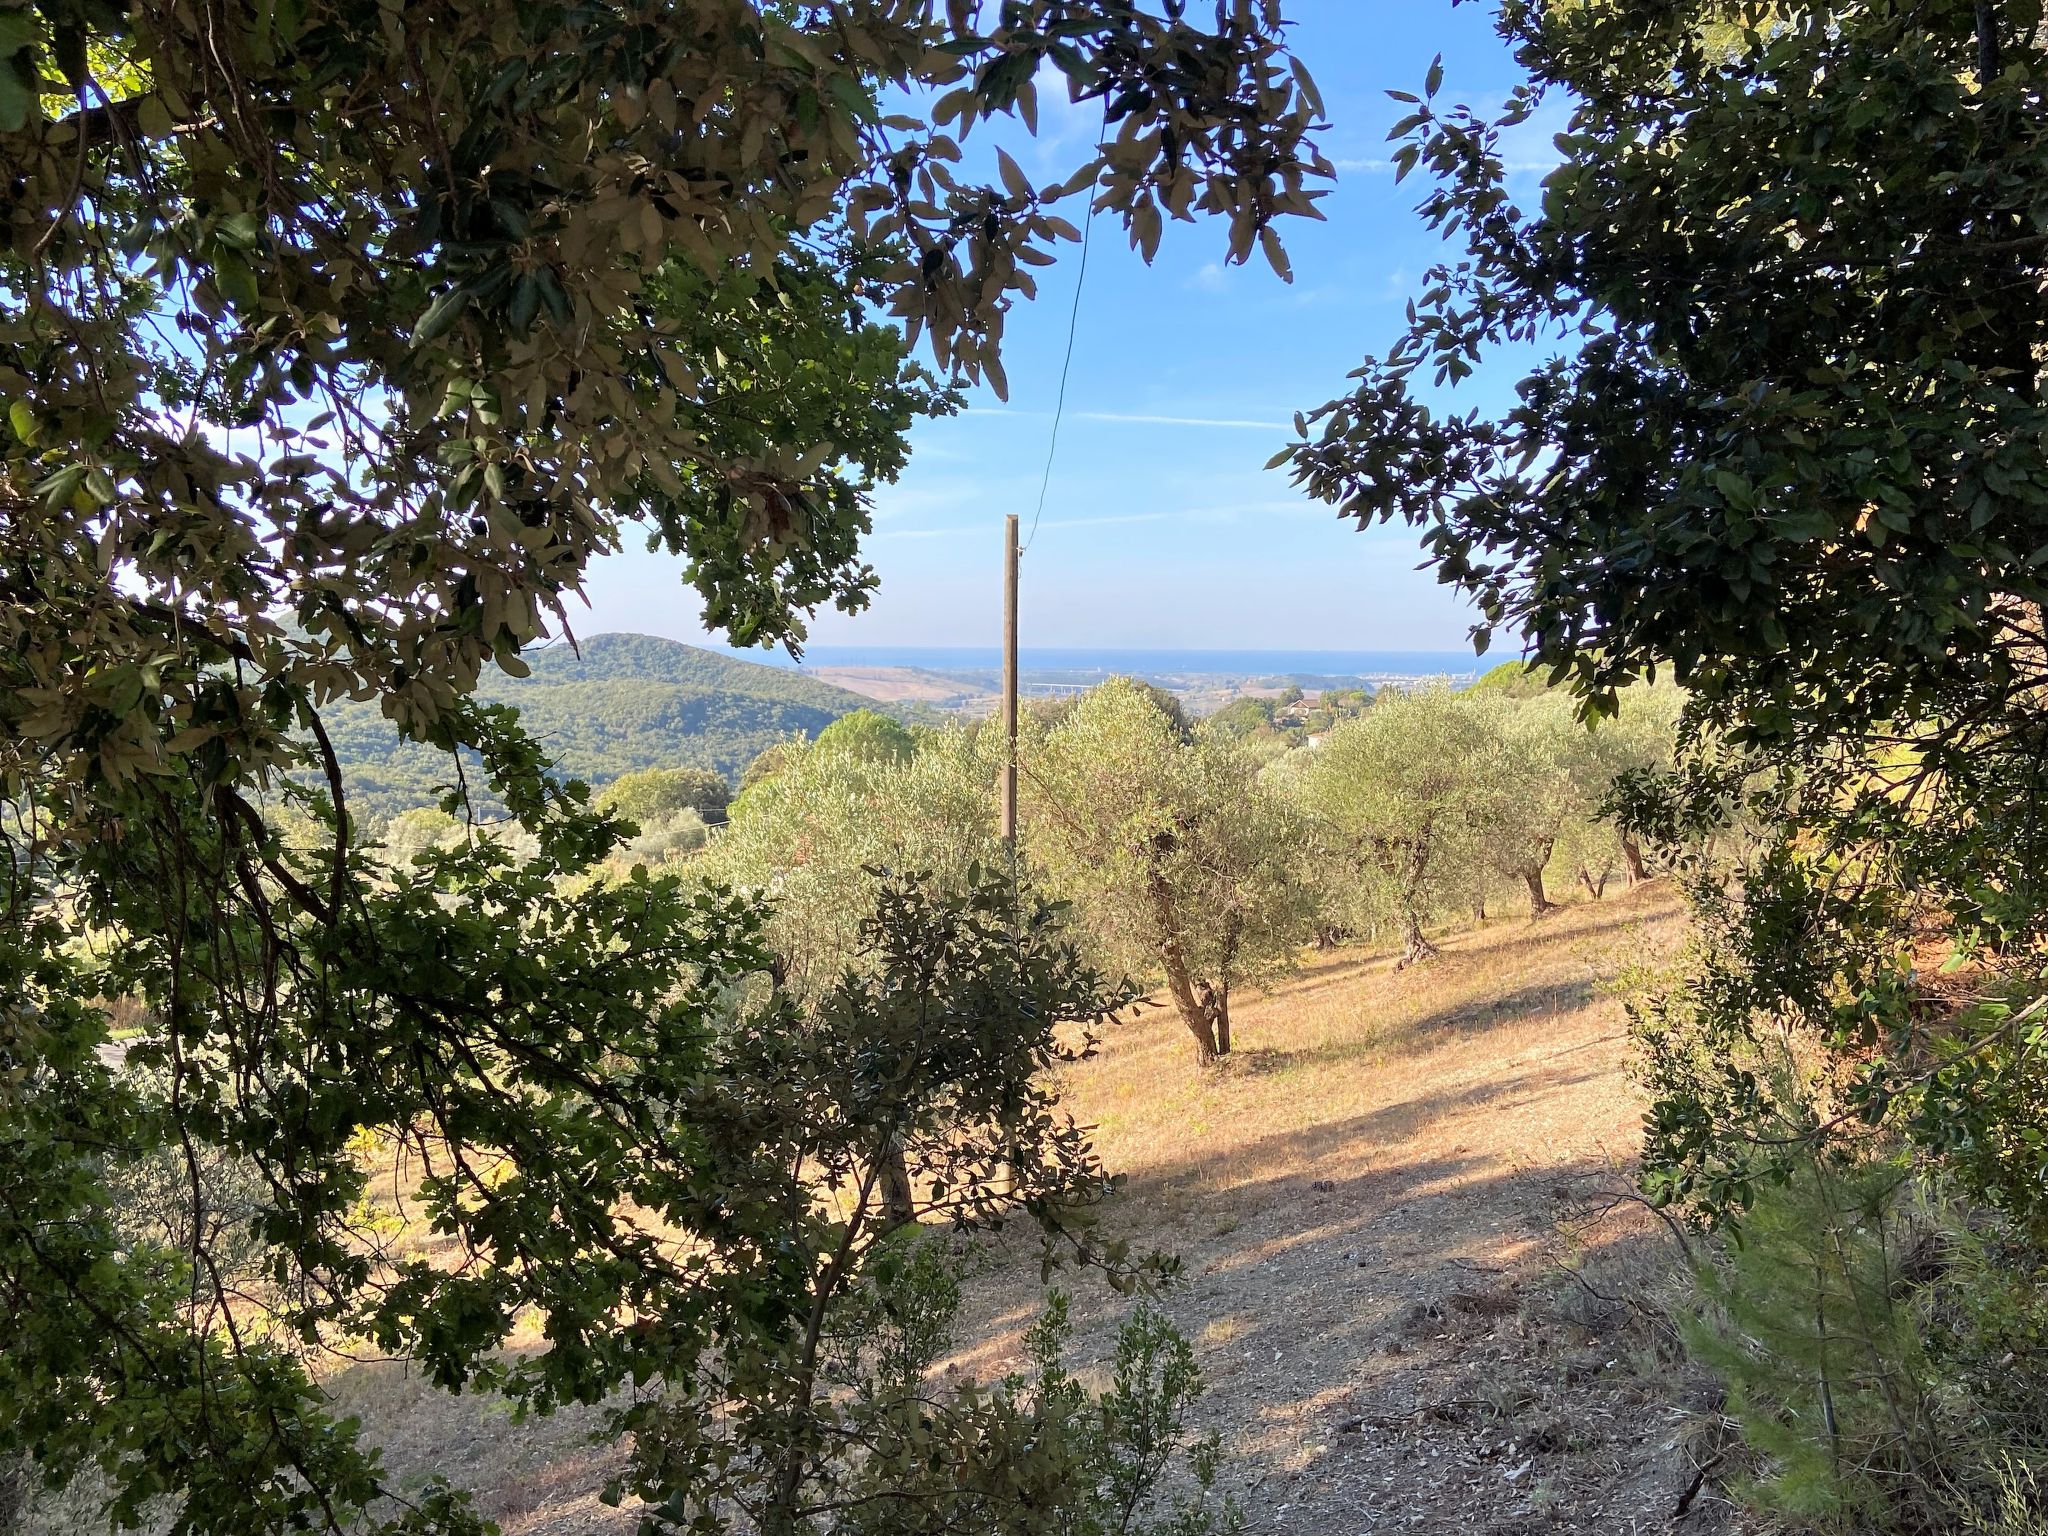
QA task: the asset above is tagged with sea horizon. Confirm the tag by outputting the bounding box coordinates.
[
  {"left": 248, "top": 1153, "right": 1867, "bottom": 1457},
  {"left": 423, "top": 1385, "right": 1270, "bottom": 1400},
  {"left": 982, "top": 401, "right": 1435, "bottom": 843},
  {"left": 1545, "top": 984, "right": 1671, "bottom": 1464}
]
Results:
[{"left": 733, "top": 644, "right": 1488, "bottom": 681}]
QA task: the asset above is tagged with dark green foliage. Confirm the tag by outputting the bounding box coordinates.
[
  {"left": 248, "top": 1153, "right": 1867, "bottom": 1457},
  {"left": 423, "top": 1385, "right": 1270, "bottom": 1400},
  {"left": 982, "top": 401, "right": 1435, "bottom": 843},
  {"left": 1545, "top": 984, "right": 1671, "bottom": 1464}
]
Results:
[
  {"left": 1287, "top": 11, "right": 2048, "bottom": 1522},
  {"left": 1287, "top": 0, "right": 2048, "bottom": 748},
  {"left": 1686, "top": 1156, "right": 2048, "bottom": 1532},
  {"left": 775, "top": 1272, "right": 1240, "bottom": 1536},
  {"left": 605, "top": 874, "right": 1162, "bottom": 1535},
  {"left": 324, "top": 634, "right": 863, "bottom": 821},
  {"left": 3, "top": 765, "right": 1139, "bottom": 1533},
  {"left": 0, "top": 1, "right": 1328, "bottom": 1528},
  {"left": 1686, "top": 1158, "right": 1941, "bottom": 1527},
  {"left": 1288, "top": 0, "right": 2048, "bottom": 1242}
]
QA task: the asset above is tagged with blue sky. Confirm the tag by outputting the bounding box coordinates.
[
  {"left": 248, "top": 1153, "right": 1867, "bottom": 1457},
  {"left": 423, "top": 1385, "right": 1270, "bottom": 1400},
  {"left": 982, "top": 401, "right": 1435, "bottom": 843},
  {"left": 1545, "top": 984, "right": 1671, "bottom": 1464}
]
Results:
[{"left": 579, "top": 1, "right": 1556, "bottom": 656}]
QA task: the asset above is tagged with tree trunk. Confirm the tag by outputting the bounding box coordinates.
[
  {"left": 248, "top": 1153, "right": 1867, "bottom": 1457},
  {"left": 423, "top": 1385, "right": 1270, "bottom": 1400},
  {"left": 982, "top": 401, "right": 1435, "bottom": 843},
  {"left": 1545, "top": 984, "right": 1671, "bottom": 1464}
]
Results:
[
  {"left": 1191, "top": 978, "right": 1234, "bottom": 1061},
  {"left": 1160, "top": 949, "right": 1219, "bottom": 1062},
  {"left": 1396, "top": 906, "right": 1439, "bottom": 969},
  {"left": 1148, "top": 868, "right": 1224, "bottom": 1063},
  {"left": 1579, "top": 866, "right": 1610, "bottom": 900},
  {"left": 878, "top": 1135, "right": 915, "bottom": 1229},
  {"left": 0, "top": 1455, "right": 26, "bottom": 1536},
  {"left": 1395, "top": 830, "right": 1439, "bottom": 968},
  {"left": 1621, "top": 835, "right": 1647, "bottom": 885},
  {"left": 1523, "top": 867, "right": 1556, "bottom": 916}
]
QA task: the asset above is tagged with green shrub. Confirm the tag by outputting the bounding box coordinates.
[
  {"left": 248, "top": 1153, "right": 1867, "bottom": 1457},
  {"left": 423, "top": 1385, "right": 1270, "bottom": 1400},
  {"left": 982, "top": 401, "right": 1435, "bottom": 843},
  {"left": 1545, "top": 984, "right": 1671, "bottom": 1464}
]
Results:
[
  {"left": 1686, "top": 1156, "right": 1941, "bottom": 1527},
  {"left": 1686, "top": 1156, "right": 2048, "bottom": 1533},
  {"left": 810, "top": 1248, "right": 1240, "bottom": 1536}
]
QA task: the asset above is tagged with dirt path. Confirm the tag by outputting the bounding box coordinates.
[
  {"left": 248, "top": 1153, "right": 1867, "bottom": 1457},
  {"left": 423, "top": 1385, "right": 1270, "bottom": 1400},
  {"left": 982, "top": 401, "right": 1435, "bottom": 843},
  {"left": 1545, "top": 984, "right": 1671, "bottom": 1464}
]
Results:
[{"left": 950, "top": 881, "right": 1750, "bottom": 1535}]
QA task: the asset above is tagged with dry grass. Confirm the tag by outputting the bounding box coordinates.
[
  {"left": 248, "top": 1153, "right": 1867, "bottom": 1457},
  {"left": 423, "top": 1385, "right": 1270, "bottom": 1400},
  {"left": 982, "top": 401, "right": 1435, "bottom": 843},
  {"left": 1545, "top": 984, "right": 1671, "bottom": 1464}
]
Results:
[
  {"left": 947, "top": 878, "right": 1751, "bottom": 1533},
  {"left": 27, "top": 880, "right": 1738, "bottom": 1535},
  {"left": 1071, "top": 898, "right": 1656, "bottom": 1210}
]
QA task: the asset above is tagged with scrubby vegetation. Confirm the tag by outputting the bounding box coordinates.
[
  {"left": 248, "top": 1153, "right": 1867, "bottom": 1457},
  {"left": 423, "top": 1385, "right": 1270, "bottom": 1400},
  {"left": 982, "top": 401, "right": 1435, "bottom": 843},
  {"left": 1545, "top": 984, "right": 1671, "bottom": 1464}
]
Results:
[
  {"left": 1278, "top": 0, "right": 2048, "bottom": 1528},
  {"left": 323, "top": 634, "right": 867, "bottom": 821},
  {"left": 13, "top": 0, "right": 2048, "bottom": 1533}
]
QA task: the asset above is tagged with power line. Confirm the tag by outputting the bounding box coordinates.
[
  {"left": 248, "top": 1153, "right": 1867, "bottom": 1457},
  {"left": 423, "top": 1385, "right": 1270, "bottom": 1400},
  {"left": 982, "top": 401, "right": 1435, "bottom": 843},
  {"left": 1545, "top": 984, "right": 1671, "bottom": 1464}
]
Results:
[{"left": 1021, "top": 159, "right": 1102, "bottom": 553}]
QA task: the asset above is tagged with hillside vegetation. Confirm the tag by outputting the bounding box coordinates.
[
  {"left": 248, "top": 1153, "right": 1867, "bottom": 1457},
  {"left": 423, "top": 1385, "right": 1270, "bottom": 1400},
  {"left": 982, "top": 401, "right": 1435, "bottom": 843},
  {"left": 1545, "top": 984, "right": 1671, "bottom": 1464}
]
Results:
[
  {"left": 21, "top": 4, "right": 2048, "bottom": 1536},
  {"left": 322, "top": 634, "right": 868, "bottom": 819},
  {"left": 37, "top": 886, "right": 1694, "bottom": 1536}
]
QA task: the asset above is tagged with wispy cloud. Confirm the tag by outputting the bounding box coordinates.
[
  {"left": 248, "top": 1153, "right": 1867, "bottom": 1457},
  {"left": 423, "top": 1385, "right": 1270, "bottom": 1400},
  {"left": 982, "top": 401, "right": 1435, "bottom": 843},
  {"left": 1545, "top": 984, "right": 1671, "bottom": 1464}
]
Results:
[
  {"left": 1032, "top": 510, "right": 1172, "bottom": 533},
  {"left": 1072, "top": 411, "right": 1288, "bottom": 431}
]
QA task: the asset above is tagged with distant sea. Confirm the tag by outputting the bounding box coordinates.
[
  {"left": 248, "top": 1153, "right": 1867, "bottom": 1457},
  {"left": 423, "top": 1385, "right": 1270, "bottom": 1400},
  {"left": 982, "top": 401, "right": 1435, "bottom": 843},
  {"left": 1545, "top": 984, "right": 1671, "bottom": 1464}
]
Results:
[{"left": 743, "top": 646, "right": 1484, "bottom": 681}]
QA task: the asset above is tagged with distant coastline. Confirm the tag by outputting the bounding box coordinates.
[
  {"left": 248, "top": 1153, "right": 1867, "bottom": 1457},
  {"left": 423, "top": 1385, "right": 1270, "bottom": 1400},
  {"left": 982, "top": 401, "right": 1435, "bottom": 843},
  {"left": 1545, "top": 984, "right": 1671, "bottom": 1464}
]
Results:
[{"left": 735, "top": 645, "right": 1486, "bottom": 683}]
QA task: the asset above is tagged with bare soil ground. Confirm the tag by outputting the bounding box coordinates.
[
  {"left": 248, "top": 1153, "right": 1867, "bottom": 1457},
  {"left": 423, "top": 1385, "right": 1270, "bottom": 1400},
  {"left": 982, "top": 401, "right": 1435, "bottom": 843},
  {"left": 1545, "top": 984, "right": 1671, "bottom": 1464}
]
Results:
[
  {"left": 26, "top": 881, "right": 1746, "bottom": 1535},
  {"left": 946, "top": 878, "right": 1749, "bottom": 1536}
]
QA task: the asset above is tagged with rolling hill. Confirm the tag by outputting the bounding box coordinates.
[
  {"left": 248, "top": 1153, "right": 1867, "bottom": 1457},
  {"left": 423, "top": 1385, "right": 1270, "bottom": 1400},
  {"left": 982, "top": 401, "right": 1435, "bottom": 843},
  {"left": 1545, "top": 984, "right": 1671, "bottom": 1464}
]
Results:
[{"left": 322, "top": 633, "right": 869, "bottom": 822}]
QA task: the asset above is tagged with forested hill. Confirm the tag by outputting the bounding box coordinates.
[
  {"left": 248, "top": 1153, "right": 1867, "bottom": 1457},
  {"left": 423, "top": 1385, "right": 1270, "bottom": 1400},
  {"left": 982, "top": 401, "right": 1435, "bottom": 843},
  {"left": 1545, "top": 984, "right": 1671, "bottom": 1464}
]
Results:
[{"left": 324, "top": 633, "right": 867, "bottom": 822}]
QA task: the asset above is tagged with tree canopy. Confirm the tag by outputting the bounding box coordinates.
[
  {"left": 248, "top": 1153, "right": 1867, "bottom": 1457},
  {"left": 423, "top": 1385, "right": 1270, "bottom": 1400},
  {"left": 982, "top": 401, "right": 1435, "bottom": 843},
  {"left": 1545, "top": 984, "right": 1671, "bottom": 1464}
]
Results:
[
  {"left": 811, "top": 707, "right": 917, "bottom": 764},
  {"left": 702, "top": 724, "right": 1002, "bottom": 1000},
  {"left": 1284, "top": 0, "right": 2048, "bottom": 1247},
  {"left": 1293, "top": 684, "right": 1511, "bottom": 965},
  {"left": 1023, "top": 678, "right": 1314, "bottom": 1062},
  {"left": 0, "top": 3, "right": 1329, "bottom": 1529},
  {"left": 595, "top": 763, "right": 733, "bottom": 824},
  {"left": 1285, "top": 0, "right": 2045, "bottom": 748}
]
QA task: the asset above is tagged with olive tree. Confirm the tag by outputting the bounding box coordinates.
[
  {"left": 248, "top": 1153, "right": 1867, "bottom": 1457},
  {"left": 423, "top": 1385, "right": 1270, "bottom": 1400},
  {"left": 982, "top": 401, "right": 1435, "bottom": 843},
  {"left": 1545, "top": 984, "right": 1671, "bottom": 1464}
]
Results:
[
  {"left": 1466, "top": 695, "right": 1577, "bottom": 916},
  {"left": 1278, "top": 0, "right": 2048, "bottom": 1231},
  {"left": 596, "top": 765, "right": 733, "bottom": 825},
  {"left": 700, "top": 726, "right": 1004, "bottom": 1001},
  {"left": 812, "top": 708, "right": 918, "bottom": 764},
  {"left": 1023, "top": 678, "right": 1315, "bottom": 1064},
  {"left": 376, "top": 804, "right": 467, "bottom": 867},
  {"left": 1294, "top": 686, "right": 1512, "bottom": 965},
  {"left": 1457, "top": 685, "right": 1685, "bottom": 914}
]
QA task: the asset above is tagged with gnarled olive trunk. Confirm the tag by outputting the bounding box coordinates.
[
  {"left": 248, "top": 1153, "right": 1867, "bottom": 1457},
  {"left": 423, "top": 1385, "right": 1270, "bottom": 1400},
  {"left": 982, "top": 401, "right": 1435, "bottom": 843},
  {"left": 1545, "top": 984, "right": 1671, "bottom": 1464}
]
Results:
[
  {"left": 1523, "top": 867, "right": 1556, "bottom": 916},
  {"left": 1621, "top": 835, "right": 1648, "bottom": 885},
  {"left": 1394, "top": 824, "right": 1440, "bottom": 968},
  {"left": 1396, "top": 906, "right": 1439, "bottom": 969},
  {"left": 1147, "top": 869, "right": 1228, "bottom": 1062}
]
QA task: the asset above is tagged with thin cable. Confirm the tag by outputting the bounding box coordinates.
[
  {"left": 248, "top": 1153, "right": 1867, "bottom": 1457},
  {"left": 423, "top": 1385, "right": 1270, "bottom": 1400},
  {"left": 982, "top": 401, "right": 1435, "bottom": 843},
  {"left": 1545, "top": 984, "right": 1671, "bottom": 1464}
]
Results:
[{"left": 1021, "top": 157, "right": 1103, "bottom": 553}]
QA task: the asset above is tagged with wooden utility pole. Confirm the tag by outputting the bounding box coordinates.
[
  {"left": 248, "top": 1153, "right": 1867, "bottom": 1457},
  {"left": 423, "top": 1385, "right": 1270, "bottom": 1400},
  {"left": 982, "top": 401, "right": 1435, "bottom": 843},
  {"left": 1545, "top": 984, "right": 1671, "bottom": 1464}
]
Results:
[{"left": 1000, "top": 514, "right": 1020, "bottom": 845}]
